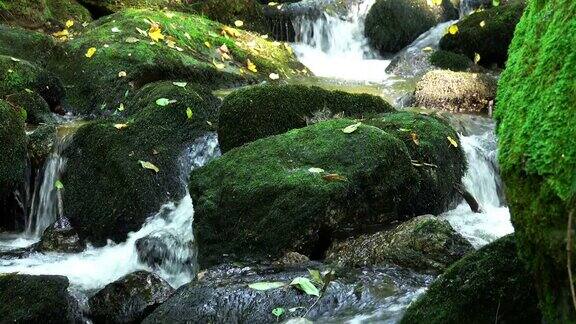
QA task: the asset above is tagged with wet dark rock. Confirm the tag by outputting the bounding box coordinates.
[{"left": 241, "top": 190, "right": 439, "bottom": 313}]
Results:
[
  {"left": 144, "top": 263, "right": 432, "bottom": 323},
  {"left": 89, "top": 271, "right": 174, "bottom": 324},
  {"left": 135, "top": 230, "right": 197, "bottom": 277},
  {"left": 0, "top": 274, "right": 81, "bottom": 323},
  {"left": 326, "top": 215, "right": 474, "bottom": 272},
  {"left": 37, "top": 218, "right": 83, "bottom": 253},
  {"left": 27, "top": 124, "right": 57, "bottom": 170}
]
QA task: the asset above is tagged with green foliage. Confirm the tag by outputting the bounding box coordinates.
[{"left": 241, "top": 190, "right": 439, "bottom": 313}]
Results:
[
  {"left": 290, "top": 277, "right": 320, "bottom": 297},
  {"left": 439, "top": 1, "right": 525, "bottom": 67},
  {"left": 401, "top": 235, "right": 541, "bottom": 323},
  {"left": 429, "top": 50, "right": 472, "bottom": 71},
  {"left": 272, "top": 307, "right": 285, "bottom": 319},
  {"left": 495, "top": 0, "right": 576, "bottom": 320},
  {"left": 365, "top": 0, "right": 458, "bottom": 54},
  {"left": 218, "top": 84, "right": 395, "bottom": 152},
  {"left": 248, "top": 282, "right": 285, "bottom": 291}
]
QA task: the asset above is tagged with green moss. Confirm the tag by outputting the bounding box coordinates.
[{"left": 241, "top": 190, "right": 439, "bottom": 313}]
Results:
[
  {"left": 0, "top": 0, "right": 91, "bottom": 29},
  {"left": 495, "top": 0, "right": 576, "bottom": 320},
  {"left": 5, "top": 90, "right": 56, "bottom": 125},
  {"left": 190, "top": 118, "right": 421, "bottom": 267},
  {"left": 365, "top": 0, "right": 458, "bottom": 54},
  {"left": 55, "top": 9, "right": 303, "bottom": 115},
  {"left": 196, "top": 0, "right": 269, "bottom": 34},
  {"left": 0, "top": 100, "right": 27, "bottom": 230},
  {"left": 62, "top": 81, "right": 219, "bottom": 245},
  {"left": 0, "top": 25, "right": 59, "bottom": 65},
  {"left": 429, "top": 50, "right": 472, "bottom": 71},
  {"left": 401, "top": 235, "right": 541, "bottom": 323},
  {"left": 218, "top": 84, "right": 395, "bottom": 152},
  {"left": 0, "top": 274, "right": 74, "bottom": 323},
  {"left": 364, "top": 112, "right": 466, "bottom": 215},
  {"left": 439, "top": 1, "right": 525, "bottom": 67}
]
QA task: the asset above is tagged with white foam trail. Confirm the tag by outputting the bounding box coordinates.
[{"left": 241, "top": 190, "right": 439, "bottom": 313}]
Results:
[
  {"left": 292, "top": 0, "right": 393, "bottom": 82},
  {"left": 442, "top": 129, "right": 514, "bottom": 248}
]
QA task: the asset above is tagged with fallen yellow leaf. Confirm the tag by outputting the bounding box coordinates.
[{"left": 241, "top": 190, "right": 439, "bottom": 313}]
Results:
[
  {"left": 65, "top": 20, "right": 74, "bottom": 28},
  {"left": 411, "top": 132, "right": 420, "bottom": 146},
  {"left": 479, "top": 20, "right": 486, "bottom": 27},
  {"left": 85, "top": 47, "right": 97, "bottom": 58},
  {"left": 234, "top": 20, "right": 244, "bottom": 27},
  {"left": 342, "top": 122, "right": 361, "bottom": 134},
  {"left": 447, "top": 136, "right": 459, "bottom": 147},
  {"left": 269, "top": 73, "right": 280, "bottom": 80},
  {"left": 53, "top": 29, "right": 69, "bottom": 37},
  {"left": 213, "top": 59, "right": 225, "bottom": 70},
  {"left": 148, "top": 23, "right": 164, "bottom": 42},
  {"left": 323, "top": 173, "right": 347, "bottom": 182},
  {"left": 118, "top": 71, "right": 127, "bottom": 78},
  {"left": 474, "top": 52, "right": 481, "bottom": 64},
  {"left": 448, "top": 25, "right": 459, "bottom": 35},
  {"left": 204, "top": 41, "right": 212, "bottom": 48},
  {"left": 114, "top": 123, "right": 128, "bottom": 129},
  {"left": 246, "top": 59, "right": 257, "bottom": 73},
  {"left": 139, "top": 160, "right": 160, "bottom": 173}
]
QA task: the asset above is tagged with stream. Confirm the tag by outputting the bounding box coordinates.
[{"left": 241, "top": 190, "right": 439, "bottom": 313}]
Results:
[{"left": 0, "top": 0, "right": 513, "bottom": 322}]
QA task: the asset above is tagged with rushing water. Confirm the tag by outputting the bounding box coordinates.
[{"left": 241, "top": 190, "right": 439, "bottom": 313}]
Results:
[{"left": 0, "top": 133, "right": 220, "bottom": 290}]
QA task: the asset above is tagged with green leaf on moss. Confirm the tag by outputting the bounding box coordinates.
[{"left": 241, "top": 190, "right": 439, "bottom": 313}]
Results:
[{"left": 248, "top": 281, "right": 285, "bottom": 291}]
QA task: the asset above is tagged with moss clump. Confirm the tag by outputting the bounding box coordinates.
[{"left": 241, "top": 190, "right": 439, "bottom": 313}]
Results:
[
  {"left": 494, "top": 0, "right": 576, "bottom": 321},
  {"left": 365, "top": 0, "right": 458, "bottom": 54},
  {"left": 62, "top": 81, "right": 219, "bottom": 245},
  {"left": 439, "top": 2, "right": 525, "bottom": 67},
  {"left": 0, "top": 0, "right": 91, "bottom": 30},
  {"left": 6, "top": 90, "right": 56, "bottom": 125},
  {"left": 218, "top": 84, "right": 395, "bottom": 152},
  {"left": 365, "top": 112, "right": 466, "bottom": 215},
  {"left": 195, "top": 0, "right": 269, "bottom": 35},
  {"left": 0, "top": 55, "right": 65, "bottom": 109},
  {"left": 401, "top": 235, "right": 541, "bottom": 323},
  {"left": 190, "top": 119, "right": 421, "bottom": 267},
  {"left": 0, "top": 100, "right": 27, "bottom": 231},
  {"left": 56, "top": 9, "right": 303, "bottom": 115},
  {"left": 0, "top": 25, "right": 59, "bottom": 66},
  {"left": 0, "top": 274, "right": 78, "bottom": 323},
  {"left": 429, "top": 50, "right": 472, "bottom": 71}
]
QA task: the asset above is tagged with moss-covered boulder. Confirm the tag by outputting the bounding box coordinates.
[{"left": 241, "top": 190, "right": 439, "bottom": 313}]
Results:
[
  {"left": 495, "top": 0, "right": 576, "bottom": 321},
  {"left": 191, "top": 119, "right": 425, "bottom": 267},
  {"left": 439, "top": 1, "right": 525, "bottom": 68},
  {"left": 89, "top": 271, "right": 174, "bottom": 323},
  {"left": 62, "top": 81, "right": 219, "bottom": 245},
  {"left": 0, "top": 274, "right": 80, "bottom": 323},
  {"left": 27, "top": 124, "right": 57, "bottom": 170},
  {"left": 6, "top": 90, "right": 57, "bottom": 125},
  {"left": 327, "top": 215, "right": 473, "bottom": 272},
  {"left": 0, "top": 25, "right": 60, "bottom": 65},
  {"left": 0, "top": 100, "right": 28, "bottom": 231},
  {"left": 195, "top": 0, "right": 269, "bottom": 35},
  {"left": 78, "top": 0, "right": 175, "bottom": 13},
  {"left": 0, "top": 0, "right": 91, "bottom": 30},
  {"left": 56, "top": 9, "right": 303, "bottom": 115},
  {"left": 0, "top": 55, "right": 65, "bottom": 109},
  {"left": 365, "top": 0, "right": 458, "bottom": 54},
  {"left": 414, "top": 70, "right": 497, "bottom": 112},
  {"left": 401, "top": 235, "right": 541, "bottom": 323},
  {"left": 218, "top": 84, "right": 395, "bottom": 152},
  {"left": 364, "top": 112, "right": 465, "bottom": 215},
  {"left": 429, "top": 50, "right": 472, "bottom": 72}
]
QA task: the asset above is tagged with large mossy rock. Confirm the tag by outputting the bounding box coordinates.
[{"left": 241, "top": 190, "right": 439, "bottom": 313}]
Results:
[
  {"left": 428, "top": 50, "right": 473, "bottom": 72},
  {"left": 365, "top": 0, "right": 458, "bottom": 54},
  {"left": 62, "top": 81, "right": 219, "bottom": 245},
  {"left": 0, "top": 100, "right": 28, "bottom": 231},
  {"left": 191, "top": 115, "right": 464, "bottom": 267},
  {"left": 89, "top": 271, "right": 174, "bottom": 323},
  {"left": 364, "top": 112, "right": 465, "bottom": 215},
  {"left": 0, "top": 55, "right": 65, "bottom": 109},
  {"left": 57, "top": 9, "right": 303, "bottom": 115},
  {"left": 414, "top": 70, "right": 497, "bottom": 112},
  {"left": 6, "top": 90, "right": 57, "bottom": 125},
  {"left": 0, "top": 25, "right": 60, "bottom": 65},
  {"left": 439, "top": 1, "right": 525, "bottom": 68},
  {"left": 218, "top": 84, "right": 395, "bottom": 152},
  {"left": 0, "top": 0, "right": 91, "bottom": 30},
  {"left": 0, "top": 274, "right": 80, "bottom": 323},
  {"left": 401, "top": 235, "right": 541, "bottom": 323},
  {"left": 194, "top": 0, "right": 269, "bottom": 35},
  {"left": 494, "top": 0, "right": 576, "bottom": 321},
  {"left": 327, "top": 215, "right": 473, "bottom": 272}
]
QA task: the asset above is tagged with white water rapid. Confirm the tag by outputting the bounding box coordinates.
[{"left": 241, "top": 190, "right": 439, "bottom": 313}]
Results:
[{"left": 0, "top": 133, "right": 220, "bottom": 291}]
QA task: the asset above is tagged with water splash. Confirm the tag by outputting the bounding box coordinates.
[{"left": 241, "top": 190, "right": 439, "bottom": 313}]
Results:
[
  {"left": 291, "top": 0, "right": 392, "bottom": 82},
  {"left": 0, "top": 133, "right": 221, "bottom": 290},
  {"left": 441, "top": 124, "right": 513, "bottom": 248}
]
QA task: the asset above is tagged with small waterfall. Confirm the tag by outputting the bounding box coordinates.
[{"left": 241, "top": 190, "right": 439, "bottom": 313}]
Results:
[
  {"left": 291, "top": 0, "right": 392, "bottom": 82},
  {"left": 0, "top": 133, "right": 221, "bottom": 290},
  {"left": 441, "top": 121, "right": 513, "bottom": 248},
  {"left": 26, "top": 142, "right": 67, "bottom": 238}
]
